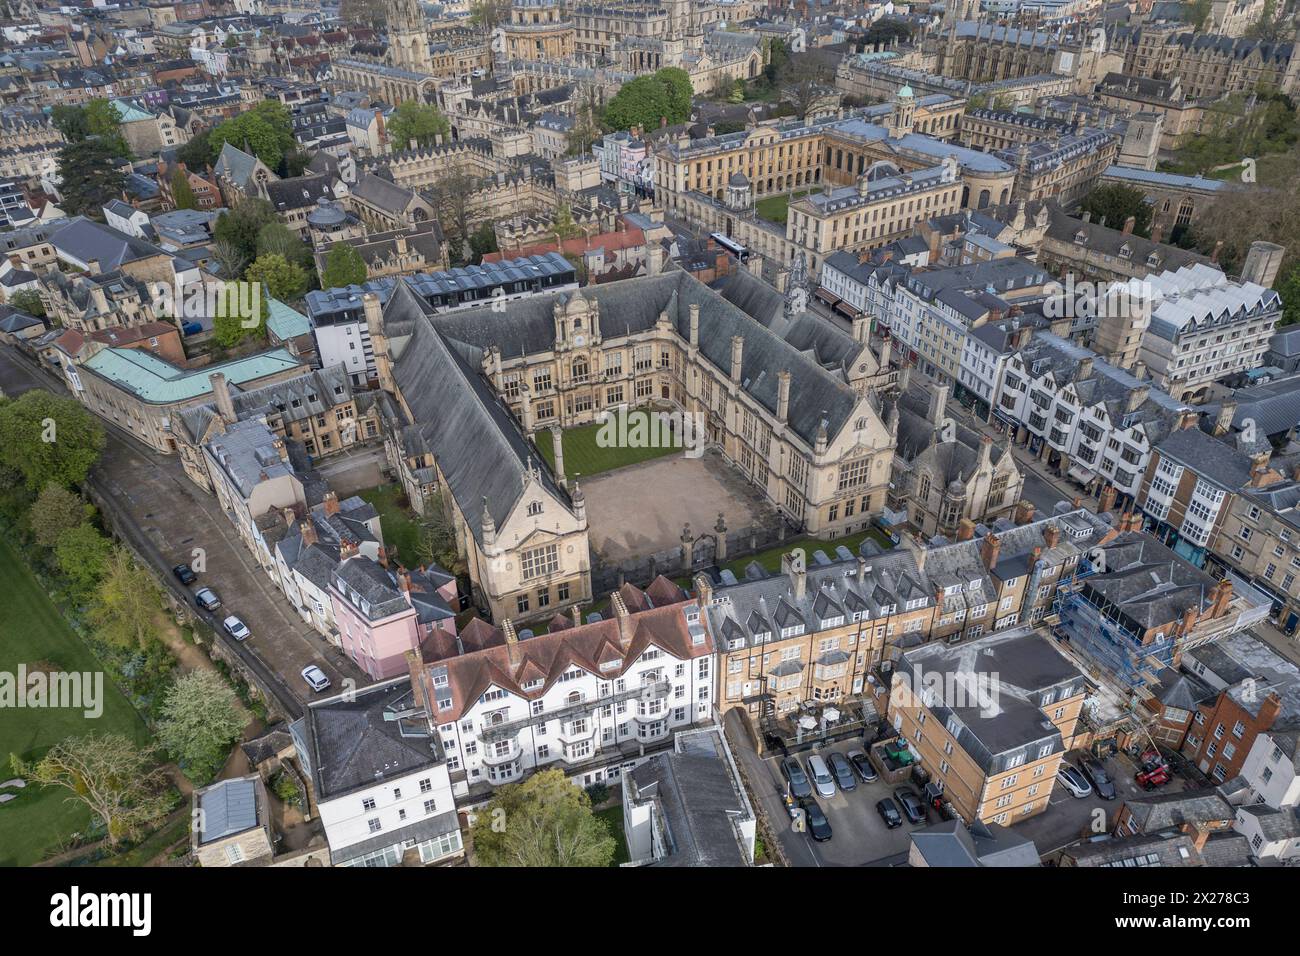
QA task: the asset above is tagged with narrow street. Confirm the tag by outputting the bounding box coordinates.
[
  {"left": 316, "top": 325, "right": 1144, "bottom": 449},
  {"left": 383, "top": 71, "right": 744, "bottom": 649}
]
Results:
[{"left": 0, "top": 346, "right": 370, "bottom": 718}]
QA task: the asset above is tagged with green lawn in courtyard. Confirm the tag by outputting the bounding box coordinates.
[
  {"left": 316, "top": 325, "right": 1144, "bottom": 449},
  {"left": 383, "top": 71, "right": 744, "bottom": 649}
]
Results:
[
  {"left": 0, "top": 536, "right": 151, "bottom": 867},
  {"left": 358, "top": 483, "right": 423, "bottom": 569},
  {"left": 596, "top": 805, "right": 629, "bottom": 866},
  {"left": 755, "top": 189, "right": 810, "bottom": 225},
  {"left": 537, "top": 413, "right": 680, "bottom": 479}
]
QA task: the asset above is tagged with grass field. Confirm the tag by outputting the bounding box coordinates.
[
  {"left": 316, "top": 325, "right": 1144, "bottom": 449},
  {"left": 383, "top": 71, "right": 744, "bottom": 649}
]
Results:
[
  {"left": 670, "top": 526, "right": 897, "bottom": 590},
  {"left": 537, "top": 413, "right": 680, "bottom": 479},
  {"left": 358, "top": 483, "right": 423, "bottom": 568},
  {"left": 755, "top": 189, "right": 810, "bottom": 225},
  {"left": 0, "top": 536, "right": 151, "bottom": 867}
]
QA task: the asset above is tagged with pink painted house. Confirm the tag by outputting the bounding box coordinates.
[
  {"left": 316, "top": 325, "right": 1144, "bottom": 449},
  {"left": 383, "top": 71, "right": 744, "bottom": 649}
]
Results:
[{"left": 330, "top": 557, "right": 458, "bottom": 679}]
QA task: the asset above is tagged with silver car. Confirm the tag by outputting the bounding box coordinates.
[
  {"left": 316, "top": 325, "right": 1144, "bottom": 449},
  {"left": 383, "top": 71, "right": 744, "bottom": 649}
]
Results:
[
  {"left": 301, "top": 665, "right": 331, "bottom": 693},
  {"left": 806, "top": 754, "right": 836, "bottom": 798}
]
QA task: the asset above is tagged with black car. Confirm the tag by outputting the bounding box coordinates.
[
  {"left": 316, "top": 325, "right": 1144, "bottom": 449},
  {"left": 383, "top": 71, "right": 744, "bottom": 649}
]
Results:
[
  {"left": 848, "top": 749, "right": 879, "bottom": 783},
  {"left": 876, "top": 797, "right": 903, "bottom": 829},
  {"left": 894, "top": 786, "right": 926, "bottom": 824},
  {"left": 781, "top": 756, "right": 813, "bottom": 800},
  {"left": 172, "top": 563, "right": 197, "bottom": 585},
  {"left": 1080, "top": 757, "right": 1117, "bottom": 800},
  {"left": 800, "top": 799, "right": 832, "bottom": 842},
  {"left": 827, "top": 751, "right": 857, "bottom": 792}
]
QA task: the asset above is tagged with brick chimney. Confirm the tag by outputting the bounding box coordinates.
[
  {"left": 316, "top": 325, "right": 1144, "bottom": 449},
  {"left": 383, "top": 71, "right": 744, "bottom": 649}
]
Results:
[
  {"left": 1180, "top": 822, "right": 1211, "bottom": 854},
  {"left": 1249, "top": 452, "right": 1277, "bottom": 488},
  {"left": 406, "top": 649, "right": 429, "bottom": 713},
  {"left": 282, "top": 506, "right": 296, "bottom": 527},
  {"left": 1099, "top": 484, "right": 1117, "bottom": 513},
  {"left": 300, "top": 520, "right": 318, "bottom": 547},
  {"left": 323, "top": 491, "right": 340, "bottom": 515},
  {"left": 1013, "top": 500, "right": 1035, "bottom": 525},
  {"left": 1209, "top": 578, "right": 1233, "bottom": 618},
  {"left": 1043, "top": 524, "right": 1061, "bottom": 549},
  {"left": 1258, "top": 692, "right": 1283, "bottom": 730},
  {"left": 980, "top": 532, "right": 1001, "bottom": 570},
  {"left": 1122, "top": 215, "right": 1136, "bottom": 236},
  {"left": 956, "top": 518, "right": 975, "bottom": 541},
  {"left": 339, "top": 538, "right": 359, "bottom": 560},
  {"left": 396, "top": 566, "right": 412, "bottom": 604}
]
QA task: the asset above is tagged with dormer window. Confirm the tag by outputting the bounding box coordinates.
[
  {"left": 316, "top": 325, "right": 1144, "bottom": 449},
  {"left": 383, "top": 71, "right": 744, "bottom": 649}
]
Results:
[{"left": 527, "top": 501, "right": 543, "bottom": 516}]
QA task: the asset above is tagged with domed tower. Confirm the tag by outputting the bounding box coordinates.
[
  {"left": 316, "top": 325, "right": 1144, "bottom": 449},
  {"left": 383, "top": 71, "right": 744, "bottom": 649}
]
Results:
[
  {"left": 503, "top": 0, "right": 575, "bottom": 62},
  {"left": 887, "top": 85, "right": 916, "bottom": 139}
]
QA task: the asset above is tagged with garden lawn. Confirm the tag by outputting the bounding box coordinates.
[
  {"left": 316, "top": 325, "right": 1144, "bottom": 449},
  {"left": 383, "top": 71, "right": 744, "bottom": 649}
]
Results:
[
  {"left": 755, "top": 189, "right": 810, "bottom": 226},
  {"left": 596, "top": 805, "right": 629, "bottom": 866},
  {"left": 691, "top": 526, "right": 897, "bottom": 586},
  {"left": 0, "top": 536, "right": 150, "bottom": 867},
  {"left": 537, "top": 415, "right": 679, "bottom": 479},
  {"left": 358, "top": 483, "right": 423, "bottom": 568}
]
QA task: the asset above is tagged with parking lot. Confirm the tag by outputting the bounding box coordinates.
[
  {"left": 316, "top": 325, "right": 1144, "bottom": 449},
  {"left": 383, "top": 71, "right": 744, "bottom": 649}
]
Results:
[{"left": 724, "top": 715, "right": 928, "bottom": 866}]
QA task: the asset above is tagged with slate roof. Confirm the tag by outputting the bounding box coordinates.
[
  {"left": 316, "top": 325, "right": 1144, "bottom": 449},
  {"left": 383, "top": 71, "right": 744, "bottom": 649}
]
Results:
[
  {"left": 266, "top": 175, "right": 334, "bottom": 212},
  {"left": 899, "top": 628, "right": 1086, "bottom": 775},
  {"left": 625, "top": 729, "right": 752, "bottom": 867},
  {"left": 350, "top": 170, "right": 418, "bottom": 215},
  {"left": 910, "top": 818, "right": 1041, "bottom": 866},
  {"left": 1080, "top": 531, "right": 1222, "bottom": 631},
  {"left": 298, "top": 678, "right": 443, "bottom": 802},
  {"left": 1121, "top": 790, "right": 1233, "bottom": 834},
  {"left": 49, "top": 216, "right": 170, "bottom": 272}
]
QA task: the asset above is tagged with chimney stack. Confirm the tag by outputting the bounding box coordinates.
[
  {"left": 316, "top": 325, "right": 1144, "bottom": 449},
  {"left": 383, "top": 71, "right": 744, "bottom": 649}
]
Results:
[
  {"left": 209, "top": 371, "right": 236, "bottom": 424},
  {"left": 611, "top": 591, "right": 633, "bottom": 643},
  {"left": 956, "top": 518, "right": 975, "bottom": 542},
  {"left": 730, "top": 335, "right": 744, "bottom": 383},
  {"left": 323, "top": 491, "right": 340, "bottom": 515},
  {"left": 689, "top": 303, "right": 700, "bottom": 347},
  {"left": 781, "top": 550, "right": 807, "bottom": 601},
  {"left": 1043, "top": 523, "right": 1060, "bottom": 549},
  {"left": 980, "top": 532, "right": 1001, "bottom": 570},
  {"left": 1099, "top": 484, "right": 1117, "bottom": 513},
  {"left": 777, "top": 370, "right": 791, "bottom": 423},
  {"left": 928, "top": 383, "right": 949, "bottom": 428},
  {"left": 1213, "top": 401, "right": 1236, "bottom": 438},
  {"left": 1013, "top": 500, "right": 1035, "bottom": 525},
  {"left": 300, "top": 520, "right": 317, "bottom": 547}
]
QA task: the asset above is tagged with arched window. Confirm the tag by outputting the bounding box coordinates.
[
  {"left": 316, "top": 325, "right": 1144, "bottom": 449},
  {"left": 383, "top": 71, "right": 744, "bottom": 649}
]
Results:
[{"left": 573, "top": 357, "right": 588, "bottom": 381}]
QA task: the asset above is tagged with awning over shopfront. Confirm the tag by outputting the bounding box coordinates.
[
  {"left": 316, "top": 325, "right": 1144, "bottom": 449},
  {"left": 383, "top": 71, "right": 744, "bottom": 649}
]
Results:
[{"left": 1067, "top": 464, "right": 1097, "bottom": 485}]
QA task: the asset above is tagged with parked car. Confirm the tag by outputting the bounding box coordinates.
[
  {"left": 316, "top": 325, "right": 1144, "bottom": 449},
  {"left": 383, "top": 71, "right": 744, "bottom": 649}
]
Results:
[
  {"left": 182, "top": 321, "right": 203, "bottom": 336},
  {"left": 827, "top": 751, "right": 857, "bottom": 791},
  {"left": 876, "top": 797, "right": 903, "bottom": 829},
  {"left": 222, "top": 615, "right": 250, "bottom": 641},
  {"left": 172, "top": 563, "right": 196, "bottom": 585},
  {"left": 848, "top": 749, "right": 878, "bottom": 783},
  {"left": 301, "top": 665, "right": 331, "bottom": 693},
  {"left": 1057, "top": 764, "right": 1093, "bottom": 798},
  {"left": 1137, "top": 764, "right": 1172, "bottom": 790},
  {"left": 781, "top": 756, "right": 812, "bottom": 800},
  {"left": 1080, "top": 757, "right": 1117, "bottom": 800},
  {"left": 194, "top": 587, "right": 221, "bottom": 611},
  {"left": 799, "top": 798, "right": 832, "bottom": 842},
  {"left": 807, "top": 754, "right": 836, "bottom": 799},
  {"left": 894, "top": 786, "right": 926, "bottom": 824}
]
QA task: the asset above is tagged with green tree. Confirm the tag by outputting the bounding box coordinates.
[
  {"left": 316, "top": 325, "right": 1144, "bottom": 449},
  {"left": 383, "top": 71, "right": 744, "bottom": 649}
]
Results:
[
  {"left": 85, "top": 98, "right": 131, "bottom": 157},
  {"left": 468, "top": 222, "right": 499, "bottom": 262},
  {"left": 416, "top": 495, "right": 465, "bottom": 575},
  {"left": 387, "top": 100, "right": 451, "bottom": 152},
  {"left": 551, "top": 203, "right": 582, "bottom": 243},
  {"left": 30, "top": 483, "right": 90, "bottom": 549},
  {"left": 604, "top": 68, "right": 694, "bottom": 132},
  {"left": 209, "top": 100, "right": 295, "bottom": 169},
  {"left": 8, "top": 288, "right": 45, "bottom": 318},
  {"left": 12, "top": 734, "right": 169, "bottom": 845},
  {"left": 471, "top": 769, "right": 616, "bottom": 867},
  {"left": 1277, "top": 264, "right": 1300, "bottom": 327},
  {"left": 157, "top": 670, "right": 246, "bottom": 783},
  {"left": 0, "top": 391, "right": 106, "bottom": 491},
  {"left": 1079, "top": 183, "right": 1153, "bottom": 238},
  {"left": 213, "top": 198, "right": 277, "bottom": 275},
  {"left": 51, "top": 103, "right": 90, "bottom": 141},
  {"left": 88, "top": 547, "right": 162, "bottom": 650},
  {"left": 764, "top": 38, "right": 790, "bottom": 84},
  {"left": 320, "top": 242, "right": 368, "bottom": 289},
  {"left": 170, "top": 167, "right": 198, "bottom": 210},
  {"left": 54, "top": 522, "right": 114, "bottom": 596},
  {"left": 468, "top": 0, "right": 510, "bottom": 28},
  {"left": 1187, "top": 0, "right": 1212, "bottom": 29},
  {"left": 256, "top": 221, "right": 313, "bottom": 271},
  {"left": 212, "top": 281, "right": 266, "bottom": 346},
  {"left": 56, "top": 138, "right": 128, "bottom": 219},
  {"left": 246, "top": 253, "right": 308, "bottom": 302},
  {"left": 176, "top": 129, "right": 213, "bottom": 171}
]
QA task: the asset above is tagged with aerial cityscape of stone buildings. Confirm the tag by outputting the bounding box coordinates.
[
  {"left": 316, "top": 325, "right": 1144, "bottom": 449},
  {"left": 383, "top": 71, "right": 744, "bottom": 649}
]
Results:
[{"left": 1, "top": 0, "right": 1299, "bottom": 888}]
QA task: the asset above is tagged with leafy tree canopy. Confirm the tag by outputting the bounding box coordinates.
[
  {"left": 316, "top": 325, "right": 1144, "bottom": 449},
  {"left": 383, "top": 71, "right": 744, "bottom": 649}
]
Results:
[
  {"left": 320, "top": 242, "right": 368, "bottom": 289},
  {"left": 388, "top": 100, "right": 451, "bottom": 152},
  {"left": 0, "top": 391, "right": 106, "bottom": 491},
  {"left": 1079, "top": 183, "right": 1153, "bottom": 238}
]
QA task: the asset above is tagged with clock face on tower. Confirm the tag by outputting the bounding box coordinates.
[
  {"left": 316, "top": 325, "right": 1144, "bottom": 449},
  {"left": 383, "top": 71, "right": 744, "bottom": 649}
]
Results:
[{"left": 574, "top": 334, "right": 585, "bottom": 347}]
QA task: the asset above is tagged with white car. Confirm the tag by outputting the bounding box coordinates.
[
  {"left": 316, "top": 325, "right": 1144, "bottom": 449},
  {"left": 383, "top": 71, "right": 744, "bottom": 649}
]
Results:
[
  {"left": 222, "top": 615, "right": 250, "bottom": 641},
  {"left": 806, "top": 754, "right": 836, "bottom": 799},
  {"left": 1057, "top": 763, "right": 1093, "bottom": 798},
  {"left": 301, "top": 665, "right": 331, "bottom": 693}
]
